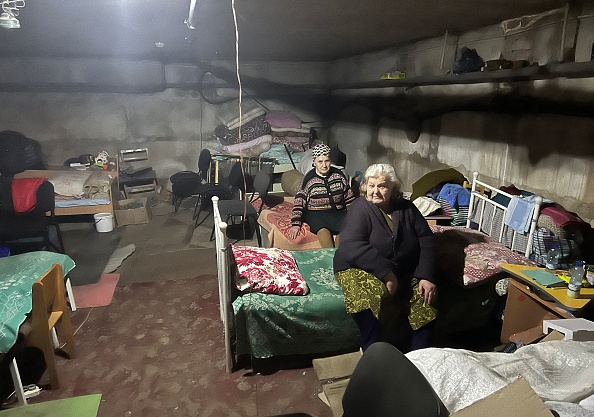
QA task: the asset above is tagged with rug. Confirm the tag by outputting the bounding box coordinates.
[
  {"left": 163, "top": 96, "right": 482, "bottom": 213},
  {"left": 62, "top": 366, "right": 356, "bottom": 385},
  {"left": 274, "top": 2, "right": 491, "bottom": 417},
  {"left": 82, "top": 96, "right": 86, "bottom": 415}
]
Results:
[
  {"left": 0, "top": 394, "right": 101, "bottom": 417},
  {"left": 71, "top": 274, "right": 120, "bottom": 308},
  {"left": 28, "top": 275, "right": 334, "bottom": 417}
]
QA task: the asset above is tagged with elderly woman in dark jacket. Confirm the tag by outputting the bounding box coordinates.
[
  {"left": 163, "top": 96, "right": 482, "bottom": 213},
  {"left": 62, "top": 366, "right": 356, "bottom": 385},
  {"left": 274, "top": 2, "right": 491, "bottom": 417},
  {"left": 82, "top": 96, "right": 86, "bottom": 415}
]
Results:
[{"left": 333, "top": 163, "right": 438, "bottom": 352}]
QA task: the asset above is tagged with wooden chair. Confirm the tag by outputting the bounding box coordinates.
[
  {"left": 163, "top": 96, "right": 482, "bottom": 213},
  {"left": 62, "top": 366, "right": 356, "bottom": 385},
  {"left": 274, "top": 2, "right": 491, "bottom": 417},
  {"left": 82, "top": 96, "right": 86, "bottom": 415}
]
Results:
[{"left": 25, "top": 263, "right": 75, "bottom": 390}]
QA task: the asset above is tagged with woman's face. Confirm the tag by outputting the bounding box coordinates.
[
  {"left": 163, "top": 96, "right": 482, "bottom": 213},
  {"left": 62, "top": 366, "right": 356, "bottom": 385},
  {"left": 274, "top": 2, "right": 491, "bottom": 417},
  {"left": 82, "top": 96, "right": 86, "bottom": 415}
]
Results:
[
  {"left": 314, "top": 155, "right": 331, "bottom": 176},
  {"left": 366, "top": 176, "right": 394, "bottom": 210}
]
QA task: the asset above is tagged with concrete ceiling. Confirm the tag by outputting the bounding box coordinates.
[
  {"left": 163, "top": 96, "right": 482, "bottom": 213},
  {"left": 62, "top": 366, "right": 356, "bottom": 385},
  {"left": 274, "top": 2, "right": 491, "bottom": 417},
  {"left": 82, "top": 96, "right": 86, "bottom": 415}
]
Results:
[{"left": 0, "top": 0, "right": 571, "bottom": 63}]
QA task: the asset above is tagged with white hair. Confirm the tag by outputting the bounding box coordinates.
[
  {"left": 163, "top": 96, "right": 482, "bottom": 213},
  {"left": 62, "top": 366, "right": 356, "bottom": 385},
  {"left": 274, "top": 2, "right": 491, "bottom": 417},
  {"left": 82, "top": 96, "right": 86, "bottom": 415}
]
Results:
[{"left": 360, "top": 163, "right": 402, "bottom": 196}]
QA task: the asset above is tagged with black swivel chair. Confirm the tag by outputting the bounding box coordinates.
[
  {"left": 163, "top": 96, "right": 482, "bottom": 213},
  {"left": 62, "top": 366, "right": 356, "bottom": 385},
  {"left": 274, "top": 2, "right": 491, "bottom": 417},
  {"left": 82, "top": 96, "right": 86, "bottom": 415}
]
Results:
[
  {"left": 341, "top": 342, "right": 449, "bottom": 417},
  {"left": 0, "top": 178, "right": 65, "bottom": 253}
]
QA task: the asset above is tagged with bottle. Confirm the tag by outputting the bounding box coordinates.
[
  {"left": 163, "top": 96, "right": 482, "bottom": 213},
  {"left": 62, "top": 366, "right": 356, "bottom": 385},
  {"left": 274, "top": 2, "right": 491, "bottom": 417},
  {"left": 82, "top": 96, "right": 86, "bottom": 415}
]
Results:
[
  {"left": 567, "top": 261, "right": 585, "bottom": 298},
  {"left": 545, "top": 244, "right": 560, "bottom": 270}
]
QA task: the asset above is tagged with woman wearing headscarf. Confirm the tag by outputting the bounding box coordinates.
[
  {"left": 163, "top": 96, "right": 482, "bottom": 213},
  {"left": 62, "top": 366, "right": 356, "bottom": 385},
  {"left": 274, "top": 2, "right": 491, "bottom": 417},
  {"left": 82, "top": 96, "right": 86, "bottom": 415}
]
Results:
[
  {"left": 288, "top": 144, "right": 355, "bottom": 248},
  {"left": 333, "top": 163, "right": 438, "bottom": 352}
]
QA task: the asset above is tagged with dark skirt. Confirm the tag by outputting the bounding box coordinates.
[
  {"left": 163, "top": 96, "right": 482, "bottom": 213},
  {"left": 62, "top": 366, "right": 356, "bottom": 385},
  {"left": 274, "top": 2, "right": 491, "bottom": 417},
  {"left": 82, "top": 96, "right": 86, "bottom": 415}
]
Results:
[{"left": 303, "top": 209, "right": 346, "bottom": 234}]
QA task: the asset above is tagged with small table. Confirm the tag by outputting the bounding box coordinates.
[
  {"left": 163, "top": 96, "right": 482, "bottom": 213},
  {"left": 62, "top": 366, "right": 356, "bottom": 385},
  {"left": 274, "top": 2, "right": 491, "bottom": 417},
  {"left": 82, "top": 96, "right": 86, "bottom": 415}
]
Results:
[
  {"left": 499, "top": 263, "right": 594, "bottom": 343},
  {"left": 425, "top": 214, "right": 454, "bottom": 226},
  {"left": 0, "top": 252, "right": 75, "bottom": 353}
]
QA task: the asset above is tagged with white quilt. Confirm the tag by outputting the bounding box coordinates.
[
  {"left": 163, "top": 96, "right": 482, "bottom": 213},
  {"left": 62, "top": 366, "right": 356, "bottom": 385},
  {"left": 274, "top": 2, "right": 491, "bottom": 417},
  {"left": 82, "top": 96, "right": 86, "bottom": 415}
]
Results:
[{"left": 406, "top": 340, "right": 594, "bottom": 415}]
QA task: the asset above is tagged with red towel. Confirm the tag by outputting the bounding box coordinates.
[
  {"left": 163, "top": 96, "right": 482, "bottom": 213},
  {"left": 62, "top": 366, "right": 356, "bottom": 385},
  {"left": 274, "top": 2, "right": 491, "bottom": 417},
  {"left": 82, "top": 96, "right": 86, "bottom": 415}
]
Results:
[{"left": 12, "top": 177, "right": 46, "bottom": 213}]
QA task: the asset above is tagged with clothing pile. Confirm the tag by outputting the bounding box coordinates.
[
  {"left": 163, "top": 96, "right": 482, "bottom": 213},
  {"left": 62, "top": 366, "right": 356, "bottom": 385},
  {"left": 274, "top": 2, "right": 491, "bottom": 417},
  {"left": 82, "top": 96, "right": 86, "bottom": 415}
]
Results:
[
  {"left": 411, "top": 168, "right": 470, "bottom": 226},
  {"left": 495, "top": 184, "right": 593, "bottom": 268}
]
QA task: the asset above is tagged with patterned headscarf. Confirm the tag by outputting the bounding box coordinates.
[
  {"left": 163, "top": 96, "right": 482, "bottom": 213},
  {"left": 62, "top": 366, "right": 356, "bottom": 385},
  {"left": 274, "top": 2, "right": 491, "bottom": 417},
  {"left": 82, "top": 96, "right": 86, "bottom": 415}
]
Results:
[{"left": 311, "top": 143, "right": 331, "bottom": 158}]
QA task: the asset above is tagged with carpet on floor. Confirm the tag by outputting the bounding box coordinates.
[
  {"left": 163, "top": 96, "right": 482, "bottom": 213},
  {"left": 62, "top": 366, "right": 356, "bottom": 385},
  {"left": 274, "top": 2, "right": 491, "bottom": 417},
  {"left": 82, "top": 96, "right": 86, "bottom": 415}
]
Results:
[
  {"left": 1, "top": 394, "right": 101, "bottom": 417},
  {"left": 71, "top": 274, "right": 120, "bottom": 308},
  {"left": 29, "top": 275, "right": 333, "bottom": 417}
]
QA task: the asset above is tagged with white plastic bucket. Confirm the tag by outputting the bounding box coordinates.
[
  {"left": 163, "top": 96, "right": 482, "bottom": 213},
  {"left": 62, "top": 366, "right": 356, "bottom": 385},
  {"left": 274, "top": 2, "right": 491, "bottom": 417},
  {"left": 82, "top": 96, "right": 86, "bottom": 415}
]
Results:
[{"left": 94, "top": 212, "right": 114, "bottom": 233}]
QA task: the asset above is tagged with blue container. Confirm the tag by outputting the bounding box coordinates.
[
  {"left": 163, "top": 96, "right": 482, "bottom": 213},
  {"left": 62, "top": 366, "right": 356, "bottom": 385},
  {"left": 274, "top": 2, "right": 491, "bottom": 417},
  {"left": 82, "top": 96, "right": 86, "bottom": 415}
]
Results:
[{"left": 0, "top": 245, "right": 10, "bottom": 258}]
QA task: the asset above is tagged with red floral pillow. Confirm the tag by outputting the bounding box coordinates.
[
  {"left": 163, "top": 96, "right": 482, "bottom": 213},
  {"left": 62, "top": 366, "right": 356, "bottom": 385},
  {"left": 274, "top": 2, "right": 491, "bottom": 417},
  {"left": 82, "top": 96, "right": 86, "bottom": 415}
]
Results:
[{"left": 231, "top": 245, "right": 310, "bottom": 295}]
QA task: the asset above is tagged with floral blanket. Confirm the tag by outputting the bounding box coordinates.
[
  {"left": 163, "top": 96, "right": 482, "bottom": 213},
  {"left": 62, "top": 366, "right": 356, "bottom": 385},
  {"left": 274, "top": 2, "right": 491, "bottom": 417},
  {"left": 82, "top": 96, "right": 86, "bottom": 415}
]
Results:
[{"left": 431, "top": 225, "right": 537, "bottom": 287}]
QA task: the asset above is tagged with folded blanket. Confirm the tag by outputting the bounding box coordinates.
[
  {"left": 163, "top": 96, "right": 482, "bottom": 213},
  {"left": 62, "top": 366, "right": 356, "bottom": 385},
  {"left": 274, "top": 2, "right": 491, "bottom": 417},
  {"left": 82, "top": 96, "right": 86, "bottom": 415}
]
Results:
[
  {"left": 220, "top": 135, "right": 273, "bottom": 154},
  {"left": 83, "top": 171, "right": 112, "bottom": 199},
  {"left": 215, "top": 115, "right": 271, "bottom": 146},
  {"left": 271, "top": 127, "right": 311, "bottom": 134},
  {"left": 216, "top": 99, "right": 266, "bottom": 130},
  {"left": 265, "top": 110, "right": 302, "bottom": 129}
]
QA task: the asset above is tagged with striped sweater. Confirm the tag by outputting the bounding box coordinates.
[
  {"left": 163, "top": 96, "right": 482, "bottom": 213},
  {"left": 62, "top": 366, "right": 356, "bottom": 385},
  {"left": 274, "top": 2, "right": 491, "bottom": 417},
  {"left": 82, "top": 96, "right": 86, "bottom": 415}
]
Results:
[{"left": 291, "top": 167, "right": 355, "bottom": 227}]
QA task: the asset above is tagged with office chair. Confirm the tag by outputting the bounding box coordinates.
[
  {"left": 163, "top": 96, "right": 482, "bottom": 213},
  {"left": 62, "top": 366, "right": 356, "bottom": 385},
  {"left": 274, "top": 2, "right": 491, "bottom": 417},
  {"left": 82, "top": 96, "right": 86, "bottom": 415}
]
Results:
[
  {"left": 342, "top": 342, "right": 449, "bottom": 417},
  {"left": 0, "top": 178, "right": 65, "bottom": 253},
  {"left": 169, "top": 149, "right": 232, "bottom": 227},
  {"left": 214, "top": 164, "right": 272, "bottom": 246}
]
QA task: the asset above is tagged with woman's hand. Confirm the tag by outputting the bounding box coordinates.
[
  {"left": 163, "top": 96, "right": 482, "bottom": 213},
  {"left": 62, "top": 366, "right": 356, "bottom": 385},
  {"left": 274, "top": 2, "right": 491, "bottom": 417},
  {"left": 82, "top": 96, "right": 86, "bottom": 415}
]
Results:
[
  {"left": 288, "top": 225, "right": 301, "bottom": 240},
  {"left": 418, "top": 279, "right": 437, "bottom": 305},
  {"left": 384, "top": 271, "right": 398, "bottom": 296}
]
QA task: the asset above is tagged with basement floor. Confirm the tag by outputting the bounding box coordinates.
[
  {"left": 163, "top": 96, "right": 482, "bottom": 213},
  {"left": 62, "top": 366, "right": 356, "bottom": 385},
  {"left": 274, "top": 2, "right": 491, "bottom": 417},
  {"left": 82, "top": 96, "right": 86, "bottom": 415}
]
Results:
[
  {"left": 2, "top": 192, "right": 332, "bottom": 417},
  {"left": 2, "top": 190, "right": 502, "bottom": 416}
]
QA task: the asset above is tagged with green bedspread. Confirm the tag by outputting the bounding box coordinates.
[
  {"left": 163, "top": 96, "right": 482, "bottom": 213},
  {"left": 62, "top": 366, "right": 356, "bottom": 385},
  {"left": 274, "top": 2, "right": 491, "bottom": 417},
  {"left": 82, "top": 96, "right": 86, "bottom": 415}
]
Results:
[
  {"left": 232, "top": 248, "right": 360, "bottom": 359},
  {"left": 0, "top": 251, "right": 76, "bottom": 353}
]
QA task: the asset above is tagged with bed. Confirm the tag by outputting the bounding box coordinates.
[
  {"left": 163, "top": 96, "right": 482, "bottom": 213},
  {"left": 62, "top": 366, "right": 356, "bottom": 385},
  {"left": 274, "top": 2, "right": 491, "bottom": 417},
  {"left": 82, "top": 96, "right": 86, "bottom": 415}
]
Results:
[
  {"left": 14, "top": 168, "right": 117, "bottom": 217},
  {"left": 254, "top": 196, "right": 322, "bottom": 250},
  {"left": 213, "top": 171, "right": 545, "bottom": 371},
  {"left": 213, "top": 196, "right": 359, "bottom": 373}
]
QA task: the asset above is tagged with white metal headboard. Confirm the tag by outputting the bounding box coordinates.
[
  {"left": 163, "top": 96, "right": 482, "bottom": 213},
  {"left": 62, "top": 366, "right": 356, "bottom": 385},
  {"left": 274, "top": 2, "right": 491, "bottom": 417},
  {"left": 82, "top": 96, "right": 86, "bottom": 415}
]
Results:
[
  {"left": 465, "top": 171, "right": 542, "bottom": 258},
  {"left": 212, "top": 196, "right": 234, "bottom": 374}
]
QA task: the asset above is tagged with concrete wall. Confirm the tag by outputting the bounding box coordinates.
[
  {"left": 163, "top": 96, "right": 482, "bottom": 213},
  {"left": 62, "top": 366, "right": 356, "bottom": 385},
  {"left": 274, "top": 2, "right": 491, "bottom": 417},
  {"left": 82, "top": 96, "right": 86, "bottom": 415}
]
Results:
[
  {"left": 327, "top": 5, "right": 594, "bottom": 224},
  {"left": 0, "top": 61, "right": 328, "bottom": 182}
]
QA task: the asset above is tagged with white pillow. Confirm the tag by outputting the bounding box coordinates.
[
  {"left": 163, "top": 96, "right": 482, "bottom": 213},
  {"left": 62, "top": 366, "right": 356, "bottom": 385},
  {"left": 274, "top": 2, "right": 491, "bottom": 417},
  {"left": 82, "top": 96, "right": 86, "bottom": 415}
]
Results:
[{"left": 48, "top": 171, "right": 92, "bottom": 197}]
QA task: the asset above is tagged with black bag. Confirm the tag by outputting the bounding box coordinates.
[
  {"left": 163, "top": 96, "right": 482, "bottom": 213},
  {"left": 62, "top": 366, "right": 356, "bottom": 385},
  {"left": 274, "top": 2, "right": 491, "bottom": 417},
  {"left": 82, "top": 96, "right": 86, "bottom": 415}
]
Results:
[{"left": 452, "top": 47, "right": 485, "bottom": 75}]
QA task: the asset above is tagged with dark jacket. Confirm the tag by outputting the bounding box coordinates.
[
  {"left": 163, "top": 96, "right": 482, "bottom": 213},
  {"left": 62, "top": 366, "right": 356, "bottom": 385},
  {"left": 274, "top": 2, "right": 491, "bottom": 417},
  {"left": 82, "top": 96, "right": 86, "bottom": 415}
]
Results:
[{"left": 333, "top": 197, "right": 436, "bottom": 284}]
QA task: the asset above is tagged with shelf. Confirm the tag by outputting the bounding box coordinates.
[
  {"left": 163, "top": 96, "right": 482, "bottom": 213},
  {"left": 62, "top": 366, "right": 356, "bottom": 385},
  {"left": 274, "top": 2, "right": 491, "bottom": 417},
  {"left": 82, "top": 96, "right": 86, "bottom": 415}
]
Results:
[{"left": 329, "top": 61, "right": 594, "bottom": 90}]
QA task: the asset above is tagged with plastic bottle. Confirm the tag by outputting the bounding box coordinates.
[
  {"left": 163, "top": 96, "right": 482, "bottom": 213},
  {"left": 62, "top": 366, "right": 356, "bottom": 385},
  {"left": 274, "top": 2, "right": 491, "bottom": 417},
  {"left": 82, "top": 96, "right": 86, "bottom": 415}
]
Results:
[
  {"left": 545, "top": 243, "right": 560, "bottom": 270},
  {"left": 567, "top": 260, "right": 585, "bottom": 298}
]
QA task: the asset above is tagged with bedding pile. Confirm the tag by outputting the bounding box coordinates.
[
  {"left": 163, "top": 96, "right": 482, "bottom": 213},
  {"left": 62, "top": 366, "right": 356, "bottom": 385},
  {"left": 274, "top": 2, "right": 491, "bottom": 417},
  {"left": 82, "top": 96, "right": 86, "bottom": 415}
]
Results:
[
  {"left": 411, "top": 168, "right": 470, "bottom": 226},
  {"left": 214, "top": 102, "right": 314, "bottom": 157},
  {"left": 48, "top": 170, "right": 113, "bottom": 202}
]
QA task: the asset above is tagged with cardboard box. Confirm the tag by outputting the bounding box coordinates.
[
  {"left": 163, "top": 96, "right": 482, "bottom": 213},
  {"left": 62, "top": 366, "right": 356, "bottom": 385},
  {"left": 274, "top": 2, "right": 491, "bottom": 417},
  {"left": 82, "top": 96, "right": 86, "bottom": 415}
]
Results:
[
  {"left": 542, "top": 318, "right": 594, "bottom": 341},
  {"left": 451, "top": 377, "right": 553, "bottom": 416},
  {"left": 114, "top": 197, "right": 151, "bottom": 226},
  {"left": 313, "top": 351, "right": 362, "bottom": 417}
]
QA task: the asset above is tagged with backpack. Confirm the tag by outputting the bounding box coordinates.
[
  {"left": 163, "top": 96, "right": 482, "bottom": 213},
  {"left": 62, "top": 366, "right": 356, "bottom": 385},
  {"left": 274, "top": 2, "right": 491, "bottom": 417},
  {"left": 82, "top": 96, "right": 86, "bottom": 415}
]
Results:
[{"left": 452, "top": 47, "right": 485, "bottom": 75}]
